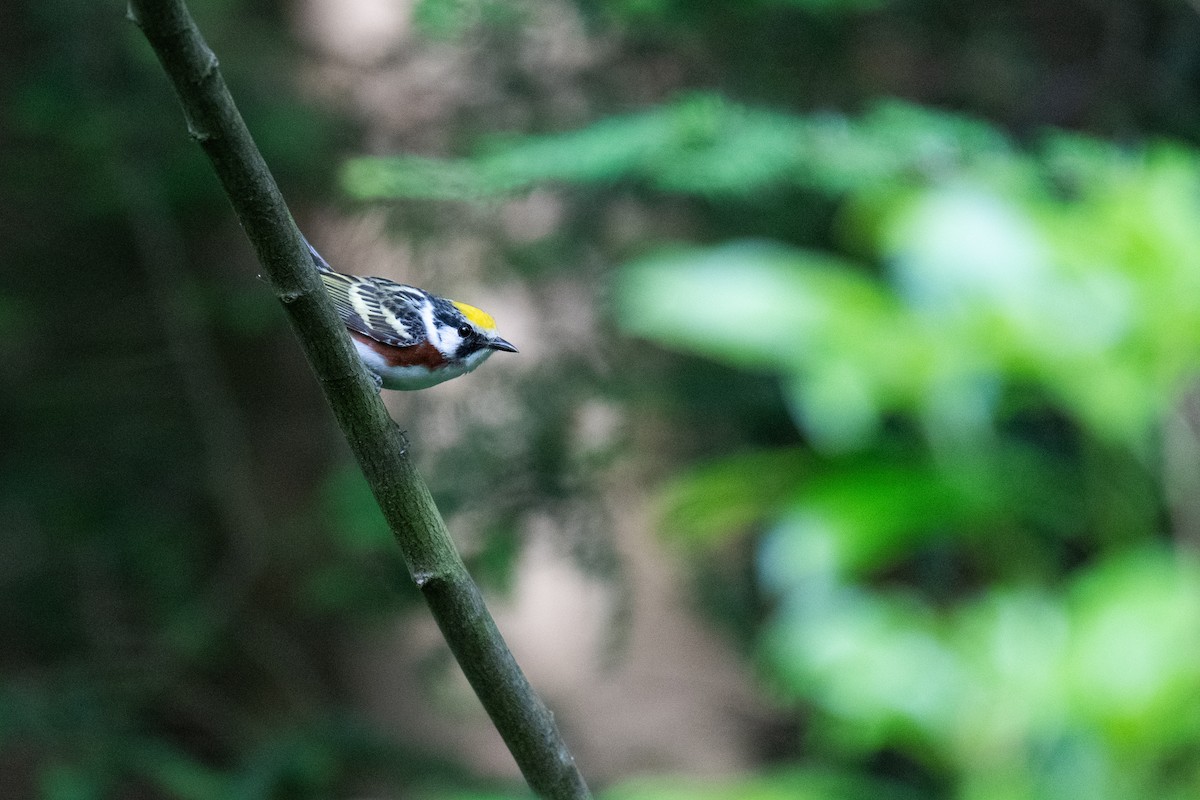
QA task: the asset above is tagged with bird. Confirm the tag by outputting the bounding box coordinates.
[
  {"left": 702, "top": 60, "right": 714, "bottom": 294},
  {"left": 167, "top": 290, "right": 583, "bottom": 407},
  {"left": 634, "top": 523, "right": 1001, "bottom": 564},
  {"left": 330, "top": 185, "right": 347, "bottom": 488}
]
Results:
[{"left": 305, "top": 238, "right": 518, "bottom": 391}]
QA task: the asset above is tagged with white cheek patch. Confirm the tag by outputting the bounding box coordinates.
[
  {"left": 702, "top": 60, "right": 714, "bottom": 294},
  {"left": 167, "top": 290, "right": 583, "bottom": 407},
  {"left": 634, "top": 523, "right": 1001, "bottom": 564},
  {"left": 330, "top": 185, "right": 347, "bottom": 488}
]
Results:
[
  {"left": 438, "top": 326, "right": 464, "bottom": 355},
  {"left": 423, "top": 300, "right": 469, "bottom": 357}
]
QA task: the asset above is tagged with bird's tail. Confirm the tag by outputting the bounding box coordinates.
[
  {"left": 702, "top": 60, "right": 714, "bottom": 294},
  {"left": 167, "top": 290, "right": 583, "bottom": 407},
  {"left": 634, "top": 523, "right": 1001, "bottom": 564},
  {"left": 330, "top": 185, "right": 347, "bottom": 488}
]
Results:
[{"left": 302, "top": 234, "right": 335, "bottom": 274}]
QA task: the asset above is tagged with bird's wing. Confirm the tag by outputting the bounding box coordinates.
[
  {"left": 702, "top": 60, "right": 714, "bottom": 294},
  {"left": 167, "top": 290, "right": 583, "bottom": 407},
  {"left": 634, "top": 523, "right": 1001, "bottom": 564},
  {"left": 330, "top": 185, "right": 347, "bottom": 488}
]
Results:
[
  {"left": 320, "top": 271, "right": 424, "bottom": 348},
  {"left": 305, "top": 237, "right": 426, "bottom": 348}
]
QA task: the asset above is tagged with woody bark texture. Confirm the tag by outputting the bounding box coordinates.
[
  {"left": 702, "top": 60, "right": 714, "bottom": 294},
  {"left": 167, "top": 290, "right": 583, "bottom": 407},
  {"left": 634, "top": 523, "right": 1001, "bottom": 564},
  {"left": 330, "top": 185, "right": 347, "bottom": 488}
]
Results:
[{"left": 126, "top": 2, "right": 592, "bottom": 798}]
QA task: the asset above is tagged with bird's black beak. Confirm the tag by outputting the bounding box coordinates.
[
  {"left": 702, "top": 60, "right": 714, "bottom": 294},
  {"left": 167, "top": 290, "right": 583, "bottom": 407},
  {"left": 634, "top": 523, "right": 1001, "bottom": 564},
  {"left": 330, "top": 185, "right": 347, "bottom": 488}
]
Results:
[{"left": 489, "top": 337, "right": 519, "bottom": 353}]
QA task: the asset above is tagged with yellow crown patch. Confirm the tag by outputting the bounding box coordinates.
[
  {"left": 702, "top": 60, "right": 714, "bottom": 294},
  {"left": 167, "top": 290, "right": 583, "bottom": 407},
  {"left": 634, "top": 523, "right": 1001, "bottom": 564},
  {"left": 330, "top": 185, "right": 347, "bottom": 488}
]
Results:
[{"left": 452, "top": 301, "right": 497, "bottom": 331}]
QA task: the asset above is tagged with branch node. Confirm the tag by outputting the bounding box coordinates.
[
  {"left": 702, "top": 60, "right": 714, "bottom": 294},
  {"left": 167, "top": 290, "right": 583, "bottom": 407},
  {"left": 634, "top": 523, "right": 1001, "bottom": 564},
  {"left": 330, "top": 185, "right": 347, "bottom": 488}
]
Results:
[
  {"left": 200, "top": 50, "right": 219, "bottom": 80},
  {"left": 412, "top": 570, "right": 438, "bottom": 589},
  {"left": 185, "top": 119, "right": 213, "bottom": 143}
]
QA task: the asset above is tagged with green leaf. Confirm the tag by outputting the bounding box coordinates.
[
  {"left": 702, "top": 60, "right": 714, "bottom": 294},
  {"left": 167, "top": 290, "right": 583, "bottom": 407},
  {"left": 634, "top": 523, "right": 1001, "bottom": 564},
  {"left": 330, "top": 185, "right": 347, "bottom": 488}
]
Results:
[
  {"left": 616, "top": 240, "right": 895, "bottom": 371},
  {"left": 1067, "top": 550, "right": 1200, "bottom": 743}
]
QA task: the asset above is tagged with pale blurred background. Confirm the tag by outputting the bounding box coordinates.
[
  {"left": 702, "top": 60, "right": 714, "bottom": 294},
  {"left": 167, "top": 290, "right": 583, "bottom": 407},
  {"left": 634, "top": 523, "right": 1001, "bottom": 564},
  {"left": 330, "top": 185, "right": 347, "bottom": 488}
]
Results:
[{"left": 5, "top": 1, "right": 1200, "bottom": 798}]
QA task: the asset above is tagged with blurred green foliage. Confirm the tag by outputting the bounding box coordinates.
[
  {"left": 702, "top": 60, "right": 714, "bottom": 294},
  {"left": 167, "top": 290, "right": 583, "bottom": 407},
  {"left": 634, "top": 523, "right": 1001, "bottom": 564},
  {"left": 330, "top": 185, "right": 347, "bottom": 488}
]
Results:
[
  {"left": 347, "top": 19, "right": 1200, "bottom": 800},
  {"left": 343, "top": 96, "right": 1010, "bottom": 200},
  {"left": 620, "top": 112, "right": 1200, "bottom": 799}
]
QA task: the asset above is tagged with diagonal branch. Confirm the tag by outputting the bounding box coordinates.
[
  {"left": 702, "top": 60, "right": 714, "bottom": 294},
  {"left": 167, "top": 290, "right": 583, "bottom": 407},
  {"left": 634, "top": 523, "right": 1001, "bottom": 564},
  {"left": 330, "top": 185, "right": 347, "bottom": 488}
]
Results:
[{"left": 125, "top": 2, "right": 592, "bottom": 797}]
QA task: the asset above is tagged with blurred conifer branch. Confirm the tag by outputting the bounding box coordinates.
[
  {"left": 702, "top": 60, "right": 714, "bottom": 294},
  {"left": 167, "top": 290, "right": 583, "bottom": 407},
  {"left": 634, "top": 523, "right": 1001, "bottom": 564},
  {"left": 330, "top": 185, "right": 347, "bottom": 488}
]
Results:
[
  {"left": 125, "top": 1, "right": 592, "bottom": 797},
  {"left": 341, "top": 94, "right": 1009, "bottom": 200}
]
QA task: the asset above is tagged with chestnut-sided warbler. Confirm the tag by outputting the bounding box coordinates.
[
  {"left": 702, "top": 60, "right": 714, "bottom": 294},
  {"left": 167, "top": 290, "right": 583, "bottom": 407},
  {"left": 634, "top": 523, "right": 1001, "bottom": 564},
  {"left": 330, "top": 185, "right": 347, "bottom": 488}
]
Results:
[{"left": 306, "top": 239, "right": 517, "bottom": 390}]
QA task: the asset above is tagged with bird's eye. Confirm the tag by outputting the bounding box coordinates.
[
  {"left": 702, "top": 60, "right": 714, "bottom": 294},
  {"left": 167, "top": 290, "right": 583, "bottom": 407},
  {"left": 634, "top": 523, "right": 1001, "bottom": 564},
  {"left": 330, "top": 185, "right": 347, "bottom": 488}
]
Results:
[{"left": 456, "top": 324, "right": 473, "bottom": 339}]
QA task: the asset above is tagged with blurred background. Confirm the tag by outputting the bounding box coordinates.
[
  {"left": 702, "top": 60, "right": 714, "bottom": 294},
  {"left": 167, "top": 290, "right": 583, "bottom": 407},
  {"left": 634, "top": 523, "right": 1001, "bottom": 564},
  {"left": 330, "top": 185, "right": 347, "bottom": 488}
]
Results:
[{"left": 5, "top": 0, "right": 1200, "bottom": 797}]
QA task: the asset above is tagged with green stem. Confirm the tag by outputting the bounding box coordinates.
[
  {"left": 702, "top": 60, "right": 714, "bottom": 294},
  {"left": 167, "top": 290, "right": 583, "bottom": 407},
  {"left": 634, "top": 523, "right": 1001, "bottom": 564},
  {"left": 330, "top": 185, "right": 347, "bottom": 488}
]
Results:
[{"left": 126, "top": 2, "right": 592, "bottom": 797}]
